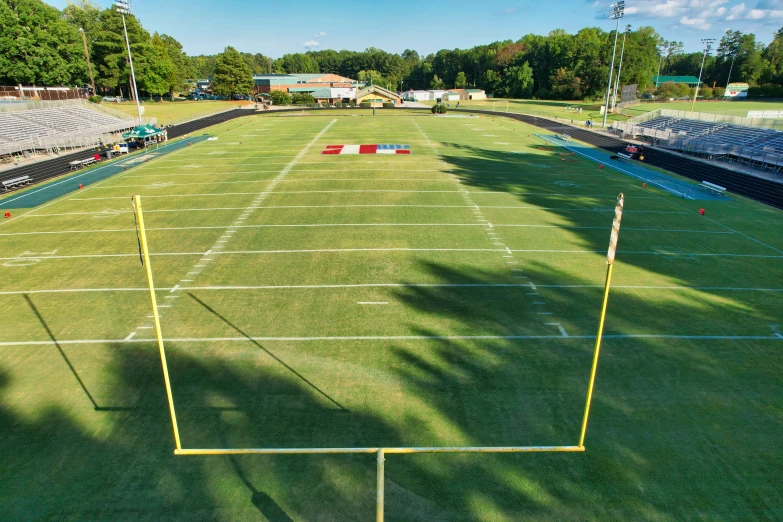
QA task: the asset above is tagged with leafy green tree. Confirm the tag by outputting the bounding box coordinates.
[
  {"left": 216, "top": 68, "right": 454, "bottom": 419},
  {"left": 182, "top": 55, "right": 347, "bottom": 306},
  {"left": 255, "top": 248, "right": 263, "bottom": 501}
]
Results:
[
  {"left": 429, "top": 74, "right": 445, "bottom": 89},
  {"left": 159, "top": 33, "right": 192, "bottom": 94},
  {"left": 455, "top": 71, "right": 467, "bottom": 88},
  {"left": 211, "top": 45, "right": 253, "bottom": 96},
  {"left": 269, "top": 90, "right": 291, "bottom": 105},
  {"left": 0, "top": 0, "right": 87, "bottom": 85},
  {"left": 357, "top": 69, "right": 383, "bottom": 85},
  {"left": 501, "top": 62, "right": 534, "bottom": 98},
  {"left": 139, "top": 33, "right": 175, "bottom": 96},
  {"left": 480, "top": 70, "right": 501, "bottom": 95},
  {"left": 91, "top": 8, "right": 149, "bottom": 96}
]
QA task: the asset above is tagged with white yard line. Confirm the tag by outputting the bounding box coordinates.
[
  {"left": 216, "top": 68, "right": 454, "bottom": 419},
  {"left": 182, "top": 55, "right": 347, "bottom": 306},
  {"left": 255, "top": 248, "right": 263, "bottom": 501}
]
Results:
[
  {"left": 0, "top": 223, "right": 493, "bottom": 237},
  {"left": 121, "top": 118, "right": 338, "bottom": 340},
  {"left": 0, "top": 222, "right": 739, "bottom": 237},
  {"left": 2, "top": 333, "right": 781, "bottom": 347},
  {"left": 413, "top": 118, "right": 558, "bottom": 322}
]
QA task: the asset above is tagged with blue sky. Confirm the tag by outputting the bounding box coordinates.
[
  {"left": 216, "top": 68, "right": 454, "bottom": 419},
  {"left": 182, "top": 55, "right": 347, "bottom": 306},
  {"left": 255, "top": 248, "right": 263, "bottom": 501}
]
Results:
[{"left": 51, "top": 0, "right": 781, "bottom": 56}]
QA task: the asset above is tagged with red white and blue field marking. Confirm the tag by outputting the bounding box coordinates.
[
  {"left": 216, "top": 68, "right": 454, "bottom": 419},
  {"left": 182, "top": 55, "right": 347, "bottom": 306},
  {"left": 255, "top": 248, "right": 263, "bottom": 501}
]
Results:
[{"left": 322, "top": 144, "right": 411, "bottom": 155}]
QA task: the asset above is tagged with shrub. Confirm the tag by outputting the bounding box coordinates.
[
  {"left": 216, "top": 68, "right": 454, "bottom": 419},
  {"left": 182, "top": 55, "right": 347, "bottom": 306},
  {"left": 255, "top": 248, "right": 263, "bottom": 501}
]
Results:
[
  {"left": 382, "top": 102, "right": 394, "bottom": 108},
  {"left": 88, "top": 95, "right": 102, "bottom": 103},
  {"left": 700, "top": 87, "right": 713, "bottom": 99},
  {"left": 713, "top": 87, "right": 725, "bottom": 98},
  {"left": 437, "top": 103, "right": 447, "bottom": 114},
  {"left": 291, "top": 92, "right": 316, "bottom": 105},
  {"left": 748, "top": 84, "right": 783, "bottom": 97},
  {"left": 359, "top": 101, "right": 371, "bottom": 108},
  {"left": 269, "top": 90, "right": 292, "bottom": 105}
]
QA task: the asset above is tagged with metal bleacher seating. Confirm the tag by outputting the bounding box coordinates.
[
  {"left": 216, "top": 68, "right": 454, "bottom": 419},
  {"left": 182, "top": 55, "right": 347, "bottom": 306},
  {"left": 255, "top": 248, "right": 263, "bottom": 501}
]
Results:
[
  {"left": 0, "top": 100, "right": 141, "bottom": 156},
  {"left": 638, "top": 117, "right": 719, "bottom": 136}
]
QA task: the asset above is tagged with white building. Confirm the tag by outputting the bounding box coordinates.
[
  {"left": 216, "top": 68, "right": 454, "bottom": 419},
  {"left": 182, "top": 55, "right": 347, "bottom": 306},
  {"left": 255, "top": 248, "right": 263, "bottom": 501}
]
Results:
[
  {"left": 401, "top": 90, "right": 432, "bottom": 101},
  {"left": 428, "top": 90, "right": 446, "bottom": 101}
]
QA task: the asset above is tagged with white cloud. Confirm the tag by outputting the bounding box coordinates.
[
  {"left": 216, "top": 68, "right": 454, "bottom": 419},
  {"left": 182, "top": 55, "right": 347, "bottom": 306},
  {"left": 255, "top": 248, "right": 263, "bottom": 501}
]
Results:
[
  {"left": 303, "top": 40, "right": 320, "bottom": 49},
  {"left": 680, "top": 14, "right": 713, "bottom": 28},
  {"left": 503, "top": 7, "right": 518, "bottom": 13},
  {"left": 315, "top": 31, "right": 327, "bottom": 37},
  {"left": 598, "top": 0, "right": 783, "bottom": 29},
  {"left": 726, "top": 2, "right": 745, "bottom": 18}
]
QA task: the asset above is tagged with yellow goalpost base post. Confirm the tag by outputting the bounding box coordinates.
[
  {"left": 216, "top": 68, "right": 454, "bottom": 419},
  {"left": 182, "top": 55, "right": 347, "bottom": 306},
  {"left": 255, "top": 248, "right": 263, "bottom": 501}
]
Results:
[
  {"left": 132, "top": 194, "right": 183, "bottom": 451},
  {"left": 579, "top": 193, "right": 624, "bottom": 448}
]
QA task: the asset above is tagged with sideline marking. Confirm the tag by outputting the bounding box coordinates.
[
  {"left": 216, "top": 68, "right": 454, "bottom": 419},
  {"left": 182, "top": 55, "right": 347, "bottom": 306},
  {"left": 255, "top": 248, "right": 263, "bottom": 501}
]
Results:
[{"left": 358, "top": 301, "right": 389, "bottom": 305}]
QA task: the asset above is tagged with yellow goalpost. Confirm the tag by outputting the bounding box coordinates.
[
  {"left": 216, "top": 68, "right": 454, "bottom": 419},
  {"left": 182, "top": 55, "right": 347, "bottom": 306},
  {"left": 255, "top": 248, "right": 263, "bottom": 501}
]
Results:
[{"left": 130, "top": 192, "right": 625, "bottom": 522}]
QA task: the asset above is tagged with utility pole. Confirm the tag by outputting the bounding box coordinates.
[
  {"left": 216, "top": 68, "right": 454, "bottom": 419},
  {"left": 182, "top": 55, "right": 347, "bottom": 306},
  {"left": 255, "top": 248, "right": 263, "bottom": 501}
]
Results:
[
  {"left": 602, "top": 1, "right": 624, "bottom": 128},
  {"left": 115, "top": 0, "right": 142, "bottom": 120},
  {"left": 79, "top": 28, "right": 96, "bottom": 96},
  {"left": 611, "top": 24, "right": 631, "bottom": 112},
  {"left": 690, "top": 38, "right": 715, "bottom": 116}
]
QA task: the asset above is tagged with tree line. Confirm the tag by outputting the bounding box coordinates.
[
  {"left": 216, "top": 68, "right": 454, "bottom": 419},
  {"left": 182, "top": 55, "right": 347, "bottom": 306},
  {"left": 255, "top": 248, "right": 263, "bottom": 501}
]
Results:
[{"left": 2, "top": 0, "right": 783, "bottom": 99}]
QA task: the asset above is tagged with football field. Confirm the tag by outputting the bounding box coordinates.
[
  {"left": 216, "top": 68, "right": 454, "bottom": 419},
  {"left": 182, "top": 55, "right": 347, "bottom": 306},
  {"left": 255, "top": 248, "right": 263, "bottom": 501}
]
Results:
[{"left": 2, "top": 112, "right": 783, "bottom": 520}]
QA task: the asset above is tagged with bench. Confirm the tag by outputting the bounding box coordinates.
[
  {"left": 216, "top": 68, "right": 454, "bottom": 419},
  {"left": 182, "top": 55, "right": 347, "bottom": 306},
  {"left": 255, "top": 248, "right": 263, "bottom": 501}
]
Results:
[
  {"left": 2, "top": 175, "right": 31, "bottom": 191},
  {"left": 700, "top": 181, "right": 727, "bottom": 196},
  {"left": 69, "top": 157, "right": 97, "bottom": 170}
]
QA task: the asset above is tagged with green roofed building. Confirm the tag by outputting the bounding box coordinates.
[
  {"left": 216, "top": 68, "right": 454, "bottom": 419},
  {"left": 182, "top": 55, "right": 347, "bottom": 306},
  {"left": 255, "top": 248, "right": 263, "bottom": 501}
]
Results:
[{"left": 653, "top": 75, "right": 702, "bottom": 87}]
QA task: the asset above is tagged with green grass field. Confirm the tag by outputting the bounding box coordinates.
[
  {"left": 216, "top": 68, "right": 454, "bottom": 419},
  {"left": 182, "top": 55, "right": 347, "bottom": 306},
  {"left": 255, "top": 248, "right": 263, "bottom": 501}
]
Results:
[
  {"left": 423, "top": 98, "right": 629, "bottom": 123},
  {"left": 621, "top": 99, "right": 783, "bottom": 117},
  {"left": 2, "top": 112, "right": 783, "bottom": 520},
  {"left": 110, "top": 100, "right": 251, "bottom": 124},
  {"left": 430, "top": 98, "right": 783, "bottom": 125}
]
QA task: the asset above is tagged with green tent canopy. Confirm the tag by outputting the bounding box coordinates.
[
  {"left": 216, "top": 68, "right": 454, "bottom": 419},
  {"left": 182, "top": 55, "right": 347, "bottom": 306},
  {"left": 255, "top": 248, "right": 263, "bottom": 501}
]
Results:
[{"left": 122, "top": 124, "right": 164, "bottom": 139}]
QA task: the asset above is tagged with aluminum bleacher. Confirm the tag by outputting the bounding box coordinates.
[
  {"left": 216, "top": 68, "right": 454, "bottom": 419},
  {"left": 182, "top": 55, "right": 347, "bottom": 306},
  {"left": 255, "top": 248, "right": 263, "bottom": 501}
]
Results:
[
  {"left": 615, "top": 109, "right": 783, "bottom": 172},
  {"left": 0, "top": 99, "right": 143, "bottom": 157}
]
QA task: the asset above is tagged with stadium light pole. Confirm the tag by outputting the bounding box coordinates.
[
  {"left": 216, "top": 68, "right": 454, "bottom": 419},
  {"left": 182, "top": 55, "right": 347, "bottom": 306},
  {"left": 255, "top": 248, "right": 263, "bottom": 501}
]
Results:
[
  {"left": 656, "top": 43, "right": 667, "bottom": 87},
  {"left": 115, "top": 0, "right": 143, "bottom": 121},
  {"left": 602, "top": 1, "right": 624, "bottom": 128},
  {"left": 79, "top": 28, "right": 96, "bottom": 96},
  {"left": 611, "top": 24, "right": 631, "bottom": 112},
  {"left": 725, "top": 51, "right": 737, "bottom": 94},
  {"left": 690, "top": 38, "right": 715, "bottom": 116}
]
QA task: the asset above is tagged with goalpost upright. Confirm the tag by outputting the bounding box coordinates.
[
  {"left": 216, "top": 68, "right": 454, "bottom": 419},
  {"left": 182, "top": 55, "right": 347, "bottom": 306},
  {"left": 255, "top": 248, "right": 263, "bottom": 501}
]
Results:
[{"left": 131, "top": 192, "right": 625, "bottom": 521}]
